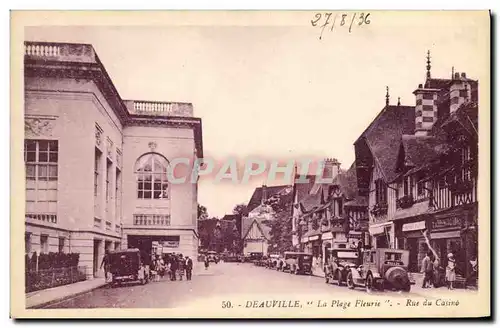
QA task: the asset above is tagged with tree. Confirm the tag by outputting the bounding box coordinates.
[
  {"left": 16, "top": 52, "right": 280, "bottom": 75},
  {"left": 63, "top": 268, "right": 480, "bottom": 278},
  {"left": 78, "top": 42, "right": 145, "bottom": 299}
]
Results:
[
  {"left": 198, "top": 204, "right": 209, "bottom": 220},
  {"left": 263, "top": 189, "right": 294, "bottom": 254},
  {"left": 233, "top": 204, "right": 249, "bottom": 217}
]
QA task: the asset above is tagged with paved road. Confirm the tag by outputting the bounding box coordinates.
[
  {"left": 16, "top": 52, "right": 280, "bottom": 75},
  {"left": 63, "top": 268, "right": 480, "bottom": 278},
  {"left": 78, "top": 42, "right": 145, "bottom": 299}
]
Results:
[{"left": 45, "top": 262, "right": 475, "bottom": 309}]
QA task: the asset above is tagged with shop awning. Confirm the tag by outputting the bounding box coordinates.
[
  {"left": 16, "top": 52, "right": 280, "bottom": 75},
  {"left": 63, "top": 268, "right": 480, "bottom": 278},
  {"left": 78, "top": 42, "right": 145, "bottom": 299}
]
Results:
[
  {"left": 309, "top": 235, "right": 320, "bottom": 241},
  {"left": 301, "top": 236, "right": 309, "bottom": 243},
  {"left": 393, "top": 201, "right": 433, "bottom": 221},
  {"left": 402, "top": 220, "right": 426, "bottom": 232},
  {"left": 431, "top": 230, "right": 461, "bottom": 239},
  {"left": 369, "top": 222, "right": 392, "bottom": 235}
]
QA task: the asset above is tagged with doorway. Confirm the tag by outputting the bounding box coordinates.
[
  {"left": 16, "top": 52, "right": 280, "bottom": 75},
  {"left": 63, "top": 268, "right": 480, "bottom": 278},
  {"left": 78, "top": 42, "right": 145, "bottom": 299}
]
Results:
[
  {"left": 406, "top": 238, "right": 418, "bottom": 272},
  {"left": 93, "top": 239, "right": 102, "bottom": 278}
]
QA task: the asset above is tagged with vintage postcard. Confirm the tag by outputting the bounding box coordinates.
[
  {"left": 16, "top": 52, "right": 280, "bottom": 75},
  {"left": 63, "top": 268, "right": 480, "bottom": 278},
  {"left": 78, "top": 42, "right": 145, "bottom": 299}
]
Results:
[{"left": 10, "top": 10, "right": 490, "bottom": 319}]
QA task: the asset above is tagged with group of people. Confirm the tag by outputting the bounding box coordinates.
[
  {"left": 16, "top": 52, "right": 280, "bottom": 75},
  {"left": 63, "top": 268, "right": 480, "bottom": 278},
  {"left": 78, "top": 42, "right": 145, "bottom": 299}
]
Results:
[
  {"left": 150, "top": 253, "right": 193, "bottom": 282},
  {"left": 421, "top": 251, "right": 457, "bottom": 289}
]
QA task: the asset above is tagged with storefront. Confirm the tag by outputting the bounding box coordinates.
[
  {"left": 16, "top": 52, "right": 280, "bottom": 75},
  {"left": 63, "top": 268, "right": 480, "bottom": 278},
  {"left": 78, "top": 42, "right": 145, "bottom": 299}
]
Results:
[
  {"left": 369, "top": 222, "right": 392, "bottom": 249},
  {"left": 429, "top": 203, "right": 478, "bottom": 278},
  {"left": 394, "top": 218, "right": 428, "bottom": 272},
  {"left": 309, "top": 235, "right": 322, "bottom": 257}
]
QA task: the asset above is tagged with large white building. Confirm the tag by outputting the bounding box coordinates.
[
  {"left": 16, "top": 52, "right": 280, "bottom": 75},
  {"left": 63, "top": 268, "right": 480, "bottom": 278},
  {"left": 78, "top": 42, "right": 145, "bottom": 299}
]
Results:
[{"left": 24, "top": 41, "right": 203, "bottom": 278}]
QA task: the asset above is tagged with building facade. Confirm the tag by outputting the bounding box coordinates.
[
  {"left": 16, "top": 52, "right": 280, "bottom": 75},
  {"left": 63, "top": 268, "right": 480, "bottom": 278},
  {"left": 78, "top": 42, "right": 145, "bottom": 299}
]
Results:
[
  {"left": 293, "top": 160, "right": 369, "bottom": 270},
  {"left": 353, "top": 53, "right": 478, "bottom": 284},
  {"left": 24, "top": 41, "right": 203, "bottom": 278}
]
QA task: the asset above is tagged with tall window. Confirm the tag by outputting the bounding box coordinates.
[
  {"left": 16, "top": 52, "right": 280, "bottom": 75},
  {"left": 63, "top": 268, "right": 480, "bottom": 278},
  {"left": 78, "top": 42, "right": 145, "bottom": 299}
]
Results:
[
  {"left": 462, "top": 146, "right": 471, "bottom": 181},
  {"left": 25, "top": 233, "right": 31, "bottom": 254},
  {"left": 94, "top": 149, "right": 102, "bottom": 215},
  {"left": 40, "top": 234, "right": 48, "bottom": 254},
  {"left": 135, "top": 153, "right": 169, "bottom": 199},
  {"left": 94, "top": 149, "right": 101, "bottom": 197},
  {"left": 106, "top": 159, "right": 112, "bottom": 203},
  {"left": 24, "top": 140, "right": 58, "bottom": 214},
  {"left": 375, "top": 179, "right": 387, "bottom": 204},
  {"left": 58, "top": 237, "right": 65, "bottom": 253},
  {"left": 115, "top": 168, "right": 121, "bottom": 220}
]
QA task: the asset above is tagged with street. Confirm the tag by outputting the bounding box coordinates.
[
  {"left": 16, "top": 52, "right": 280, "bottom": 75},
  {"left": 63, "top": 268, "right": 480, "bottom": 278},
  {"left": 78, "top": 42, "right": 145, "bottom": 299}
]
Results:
[{"left": 45, "top": 262, "right": 476, "bottom": 309}]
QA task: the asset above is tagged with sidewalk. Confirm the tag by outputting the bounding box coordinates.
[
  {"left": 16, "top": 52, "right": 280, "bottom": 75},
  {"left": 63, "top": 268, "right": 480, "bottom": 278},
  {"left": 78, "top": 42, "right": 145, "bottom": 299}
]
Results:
[{"left": 26, "top": 278, "right": 107, "bottom": 309}]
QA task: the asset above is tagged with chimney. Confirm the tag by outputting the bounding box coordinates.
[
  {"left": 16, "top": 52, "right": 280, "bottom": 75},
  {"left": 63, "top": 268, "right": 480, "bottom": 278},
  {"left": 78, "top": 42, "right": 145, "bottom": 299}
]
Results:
[
  {"left": 261, "top": 185, "right": 268, "bottom": 204},
  {"left": 413, "top": 83, "right": 439, "bottom": 136},
  {"left": 450, "top": 71, "right": 471, "bottom": 113},
  {"left": 322, "top": 158, "right": 341, "bottom": 180}
]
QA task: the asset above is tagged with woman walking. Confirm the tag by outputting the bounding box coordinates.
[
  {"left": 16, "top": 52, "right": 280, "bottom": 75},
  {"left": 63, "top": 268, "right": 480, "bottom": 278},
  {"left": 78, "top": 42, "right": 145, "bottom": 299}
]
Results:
[{"left": 446, "top": 253, "right": 456, "bottom": 290}]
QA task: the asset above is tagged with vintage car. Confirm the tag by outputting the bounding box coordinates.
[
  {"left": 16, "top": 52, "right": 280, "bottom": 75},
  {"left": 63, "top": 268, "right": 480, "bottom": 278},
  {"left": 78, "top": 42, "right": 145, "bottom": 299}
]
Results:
[
  {"left": 207, "top": 251, "right": 220, "bottom": 263},
  {"left": 108, "top": 248, "right": 150, "bottom": 286},
  {"left": 282, "top": 251, "right": 313, "bottom": 275},
  {"left": 324, "top": 249, "right": 360, "bottom": 286},
  {"left": 267, "top": 254, "right": 280, "bottom": 268},
  {"left": 346, "top": 248, "right": 415, "bottom": 292}
]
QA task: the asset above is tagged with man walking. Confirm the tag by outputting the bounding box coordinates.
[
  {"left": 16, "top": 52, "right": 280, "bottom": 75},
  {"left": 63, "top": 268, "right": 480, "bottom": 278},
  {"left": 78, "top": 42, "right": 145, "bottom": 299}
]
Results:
[
  {"left": 100, "top": 250, "right": 110, "bottom": 281},
  {"left": 421, "top": 251, "right": 434, "bottom": 288},
  {"left": 170, "top": 254, "right": 178, "bottom": 281},
  {"left": 185, "top": 256, "right": 193, "bottom": 280}
]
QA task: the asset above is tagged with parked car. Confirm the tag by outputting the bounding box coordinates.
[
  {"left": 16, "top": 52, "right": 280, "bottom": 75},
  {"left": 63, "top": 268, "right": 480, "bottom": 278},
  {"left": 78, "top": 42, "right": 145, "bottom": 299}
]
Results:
[
  {"left": 346, "top": 248, "right": 415, "bottom": 292},
  {"left": 267, "top": 254, "right": 280, "bottom": 268},
  {"left": 325, "top": 249, "right": 360, "bottom": 286},
  {"left": 282, "top": 251, "right": 313, "bottom": 275},
  {"left": 107, "top": 248, "right": 150, "bottom": 286},
  {"left": 207, "top": 251, "right": 220, "bottom": 263}
]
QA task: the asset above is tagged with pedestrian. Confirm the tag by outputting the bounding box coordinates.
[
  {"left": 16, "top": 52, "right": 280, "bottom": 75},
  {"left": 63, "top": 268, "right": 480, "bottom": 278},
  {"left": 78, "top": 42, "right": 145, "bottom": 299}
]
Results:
[
  {"left": 185, "top": 256, "right": 193, "bottom": 280},
  {"left": 159, "top": 256, "right": 165, "bottom": 279},
  {"left": 170, "top": 254, "right": 178, "bottom": 281},
  {"left": 178, "top": 254, "right": 185, "bottom": 281},
  {"left": 433, "top": 255, "right": 442, "bottom": 288},
  {"left": 446, "top": 253, "right": 456, "bottom": 290},
  {"left": 100, "top": 250, "right": 110, "bottom": 282},
  {"left": 204, "top": 255, "right": 210, "bottom": 270},
  {"left": 150, "top": 258, "right": 159, "bottom": 282},
  {"left": 421, "top": 251, "right": 434, "bottom": 288}
]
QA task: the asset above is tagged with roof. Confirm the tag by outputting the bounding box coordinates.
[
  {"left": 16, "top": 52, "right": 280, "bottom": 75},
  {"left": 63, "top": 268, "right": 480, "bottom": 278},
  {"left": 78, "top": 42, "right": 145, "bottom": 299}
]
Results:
[
  {"left": 221, "top": 214, "right": 241, "bottom": 221},
  {"left": 241, "top": 217, "right": 272, "bottom": 240},
  {"left": 344, "top": 195, "right": 369, "bottom": 207},
  {"left": 247, "top": 185, "right": 291, "bottom": 212},
  {"left": 294, "top": 174, "right": 316, "bottom": 203},
  {"left": 332, "top": 163, "right": 358, "bottom": 200},
  {"left": 397, "top": 134, "right": 444, "bottom": 174},
  {"left": 355, "top": 104, "right": 416, "bottom": 183}
]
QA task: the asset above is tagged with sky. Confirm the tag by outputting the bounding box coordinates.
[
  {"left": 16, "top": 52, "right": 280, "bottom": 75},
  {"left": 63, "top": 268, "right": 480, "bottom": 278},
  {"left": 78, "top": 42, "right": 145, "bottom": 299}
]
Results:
[{"left": 25, "top": 11, "right": 488, "bottom": 218}]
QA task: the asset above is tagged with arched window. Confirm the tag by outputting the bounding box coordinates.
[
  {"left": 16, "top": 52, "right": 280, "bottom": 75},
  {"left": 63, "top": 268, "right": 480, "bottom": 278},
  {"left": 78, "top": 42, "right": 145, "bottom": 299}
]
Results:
[{"left": 135, "top": 153, "right": 169, "bottom": 199}]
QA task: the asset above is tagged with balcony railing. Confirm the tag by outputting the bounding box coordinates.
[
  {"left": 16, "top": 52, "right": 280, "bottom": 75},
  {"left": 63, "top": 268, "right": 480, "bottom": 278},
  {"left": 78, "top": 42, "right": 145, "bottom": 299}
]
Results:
[
  {"left": 26, "top": 213, "right": 57, "bottom": 224},
  {"left": 94, "top": 217, "right": 102, "bottom": 228},
  {"left": 133, "top": 214, "right": 171, "bottom": 226},
  {"left": 24, "top": 41, "right": 96, "bottom": 63},
  {"left": 124, "top": 100, "right": 193, "bottom": 117},
  {"left": 105, "top": 221, "right": 112, "bottom": 230},
  {"left": 115, "top": 224, "right": 121, "bottom": 233}
]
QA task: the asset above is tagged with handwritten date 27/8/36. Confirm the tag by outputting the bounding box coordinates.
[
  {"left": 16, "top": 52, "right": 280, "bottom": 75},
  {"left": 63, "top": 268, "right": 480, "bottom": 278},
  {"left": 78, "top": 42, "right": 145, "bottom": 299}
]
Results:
[{"left": 311, "top": 12, "right": 371, "bottom": 40}]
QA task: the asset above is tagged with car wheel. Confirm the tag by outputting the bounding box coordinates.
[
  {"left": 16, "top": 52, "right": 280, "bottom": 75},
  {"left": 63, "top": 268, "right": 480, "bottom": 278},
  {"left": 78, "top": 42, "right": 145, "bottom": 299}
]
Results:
[
  {"left": 365, "top": 274, "right": 374, "bottom": 292},
  {"left": 347, "top": 272, "right": 355, "bottom": 289},
  {"left": 402, "top": 282, "right": 411, "bottom": 292},
  {"left": 336, "top": 270, "right": 343, "bottom": 286}
]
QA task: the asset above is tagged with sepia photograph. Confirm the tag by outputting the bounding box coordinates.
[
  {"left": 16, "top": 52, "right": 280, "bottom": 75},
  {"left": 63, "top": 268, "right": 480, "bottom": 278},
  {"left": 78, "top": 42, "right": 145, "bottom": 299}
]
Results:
[{"left": 10, "top": 10, "right": 490, "bottom": 319}]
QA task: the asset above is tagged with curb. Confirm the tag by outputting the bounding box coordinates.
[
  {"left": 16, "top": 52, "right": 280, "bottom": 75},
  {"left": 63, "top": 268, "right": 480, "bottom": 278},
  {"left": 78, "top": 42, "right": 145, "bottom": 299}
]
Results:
[{"left": 27, "top": 282, "right": 108, "bottom": 309}]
